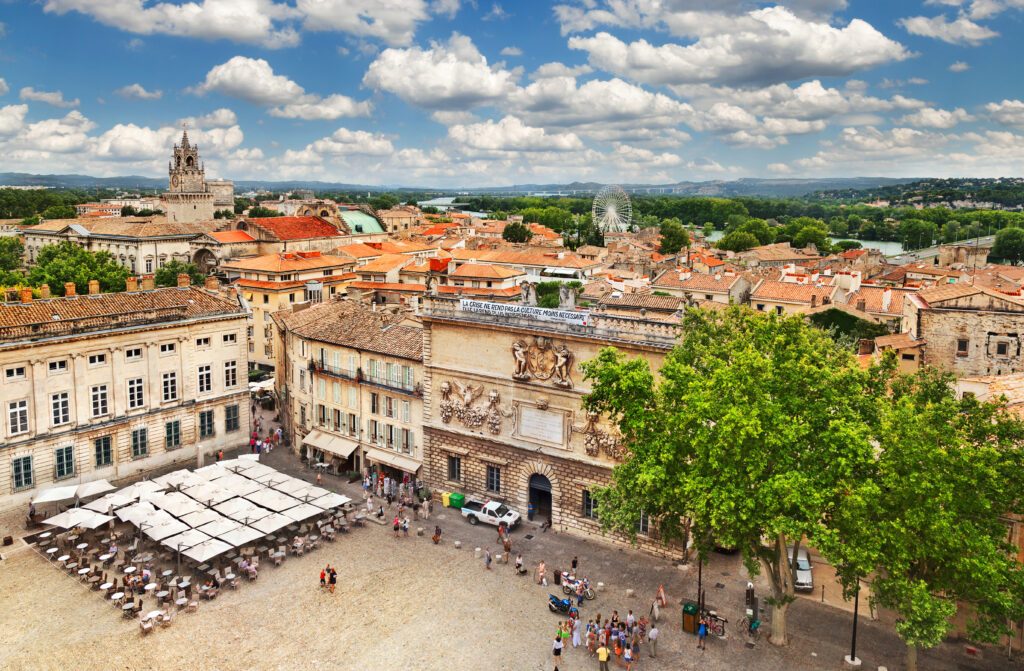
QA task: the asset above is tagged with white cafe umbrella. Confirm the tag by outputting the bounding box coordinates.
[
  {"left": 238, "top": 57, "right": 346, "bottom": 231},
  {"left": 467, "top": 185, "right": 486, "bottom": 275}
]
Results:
[
  {"left": 280, "top": 503, "right": 324, "bottom": 522},
  {"left": 214, "top": 498, "right": 267, "bottom": 520},
  {"left": 197, "top": 518, "right": 239, "bottom": 538},
  {"left": 217, "top": 458, "right": 255, "bottom": 472},
  {"left": 75, "top": 479, "right": 114, "bottom": 500},
  {"left": 193, "top": 464, "right": 227, "bottom": 481},
  {"left": 245, "top": 489, "right": 299, "bottom": 512},
  {"left": 115, "top": 501, "right": 157, "bottom": 525},
  {"left": 155, "top": 492, "right": 206, "bottom": 518},
  {"left": 44, "top": 508, "right": 108, "bottom": 529},
  {"left": 145, "top": 518, "right": 189, "bottom": 541},
  {"left": 32, "top": 484, "right": 79, "bottom": 505},
  {"left": 214, "top": 473, "right": 263, "bottom": 497},
  {"left": 217, "top": 524, "right": 264, "bottom": 548},
  {"left": 181, "top": 482, "right": 235, "bottom": 505},
  {"left": 271, "top": 478, "right": 312, "bottom": 495},
  {"left": 238, "top": 453, "right": 260, "bottom": 462},
  {"left": 237, "top": 463, "right": 277, "bottom": 480},
  {"left": 249, "top": 513, "right": 292, "bottom": 535},
  {"left": 309, "top": 493, "right": 351, "bottom": 510},
  {"left": 162, "top": 528, "right": 211, "bottom": 551},
  {"left": 179, "top": 509, "right": 227, "bottom": 528},
  {"left": 117, "top": 480, "right": 166, "bottom": 501},
  {"left": 152, "top": 470, "right": 205, "bottom": 489},
  {"left": 182, "top": 538, "right": 232, "bottom": 563},
  {"left": 84, "top": 492, "right": 134, "bottom": 513}
]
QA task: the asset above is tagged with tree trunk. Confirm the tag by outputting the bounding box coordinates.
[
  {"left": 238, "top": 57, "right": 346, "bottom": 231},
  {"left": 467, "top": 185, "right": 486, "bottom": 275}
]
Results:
[
  {"left": 905, "top": 642, "right": 918, "bottom": 671},
  {"left": 769, "top": 600, "right": 790, "bottom": 646}
]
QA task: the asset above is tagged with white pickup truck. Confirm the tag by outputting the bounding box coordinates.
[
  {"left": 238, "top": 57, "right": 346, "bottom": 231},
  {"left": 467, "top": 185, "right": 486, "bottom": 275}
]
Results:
[{"left": 460, "top": 499, "right": 522, "bottom": 529}]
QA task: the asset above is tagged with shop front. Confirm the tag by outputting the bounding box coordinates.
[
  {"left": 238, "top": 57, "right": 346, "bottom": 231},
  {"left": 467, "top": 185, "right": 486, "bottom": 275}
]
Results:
[
  {"left": 363, "top": 446, "right": 422, "bottom": 490},
  {"left": 302, "top": 428, "right": 360, "bottom": 474}
]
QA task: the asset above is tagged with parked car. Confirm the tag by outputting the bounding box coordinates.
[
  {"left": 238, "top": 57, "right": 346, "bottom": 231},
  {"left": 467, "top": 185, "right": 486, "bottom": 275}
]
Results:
[
  {"left": 787, "top": 546, "right": 814, "bottom": 592},
  {"left": 461, "top": 499, "right": 521, "bottom": 529}
]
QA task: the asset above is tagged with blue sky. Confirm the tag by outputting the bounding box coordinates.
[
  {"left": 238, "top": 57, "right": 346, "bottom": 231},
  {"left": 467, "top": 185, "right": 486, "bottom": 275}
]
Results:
[{"left": 1, "top": 0, "right": 1023, "bottom": 187}]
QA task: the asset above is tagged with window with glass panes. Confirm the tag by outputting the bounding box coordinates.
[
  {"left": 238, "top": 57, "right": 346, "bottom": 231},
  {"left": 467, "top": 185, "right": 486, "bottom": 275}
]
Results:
[
  {"left": 51, "top": 392, "right": 70, "bottom": 425},
  {"left": 486, "top": 465, "right": 501, "bottom": 493},
  {"left": 199, "top": 410, "right": 215, "bottom": 438},
  {"left": 55, "top": 445, "right": 74, "bottom": 478},
  {"left": 162, "top": 372, "right": 178, "bottom": 401},
  {"left": 128, "top": 378, "right": 144, "bottom": 409},
  {"left": 225, "top": 405, "right": 240, "bottom": 432},
  {"left": 91, "top": 384, "right": 109, "bottom": 417},
  {"left": 12, "top": 455, "right": 32, "bottom": 489},
  {"left": 582, "top": 490, "right": 599, "bottom": 519},
  {"left": 165, "top": 420, "right": 181, "bottom": 449},
  {"left": 198, "top": 365, "right": 212, "bottom": 393},
  {"left": 131, "top": 427, "right": 148, "bottom": 458},
  {"left": 224, "top": 360, "right": 237, "bottom": 387},
  {"left": 447, "top": 455, "right": 462, "bottom": 481},
  {"left": 8, "top": 399, "right": 28, "bottom": 435},
  {"left": 636, "top": 510, "right": 650, "bottom": 535},
  {"left": 94, "top": 436, "right": 112, "bottom": 467}
]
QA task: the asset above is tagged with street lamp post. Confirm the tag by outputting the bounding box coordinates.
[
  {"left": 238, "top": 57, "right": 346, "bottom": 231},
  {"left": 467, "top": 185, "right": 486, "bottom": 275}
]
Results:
[{"left": 844, "top": 578, "right": 862, "bottom": 668}]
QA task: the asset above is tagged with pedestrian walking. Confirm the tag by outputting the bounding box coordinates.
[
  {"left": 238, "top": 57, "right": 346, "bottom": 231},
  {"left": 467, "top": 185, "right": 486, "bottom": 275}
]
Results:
[
  {"left": 551, "top": 634, "right": 563, "bottom": 668},
  {"left": 626, "top": 609, "right": 636, "bottom": 630},
  {"left": 319, "top": 567, "right": 326, "bottom": 589},
  {"left": 586, "top": 620, "right": 597, "bottom": 655},
  {"left": 596, "top": 642, "right": 610, "bottom": 671},
  {"left": 402, "top": 517, "right": 410, "bottom": 537},
  {"left": 697, "top": 615, "right": 708, "bottom": 650},
  {"left": 647, "top": 624, "right": 659, "bottom": 658},
  {"left": 328, "top": 567, "right": 337, "bottom": 594},
  {"left": 393, "top": 515, "right": 401, "bottom": 538},
  {"left": 316, "top": 472, "right": 322, "bottom": 486},
  {"left": 571, "top": 555, "right": 578, "bottom": 573},
  {"left": 571, "top": 616, "right": 581, "bottom": 648},
  {"left": 537, "top": 560, "right": 547, "bottom": 586},
  {"left": 484, "top": 548, "right": 492, "bottom": 570}
]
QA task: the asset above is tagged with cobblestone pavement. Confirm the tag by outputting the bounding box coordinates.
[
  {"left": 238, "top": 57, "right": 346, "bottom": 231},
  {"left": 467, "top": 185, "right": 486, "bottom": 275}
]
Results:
[{"left": 2, "top": 432, "right": 1021, "bottom": 671}]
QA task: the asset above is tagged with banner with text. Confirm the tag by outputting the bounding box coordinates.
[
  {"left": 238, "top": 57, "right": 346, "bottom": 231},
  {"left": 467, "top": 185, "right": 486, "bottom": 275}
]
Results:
[{"left": 459, "top": 299, "right": 590, "bottom": 326}]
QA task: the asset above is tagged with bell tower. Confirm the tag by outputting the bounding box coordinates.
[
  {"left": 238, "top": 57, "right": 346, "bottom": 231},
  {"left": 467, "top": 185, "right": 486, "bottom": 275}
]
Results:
[{"left": 168, "top": 126, "right": 208, "bottom": 194}]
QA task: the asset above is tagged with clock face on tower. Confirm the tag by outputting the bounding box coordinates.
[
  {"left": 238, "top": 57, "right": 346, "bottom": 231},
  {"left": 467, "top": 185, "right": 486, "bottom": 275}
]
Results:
[{"left": 171, "top": 175, "right": 179, "bottom": 188}]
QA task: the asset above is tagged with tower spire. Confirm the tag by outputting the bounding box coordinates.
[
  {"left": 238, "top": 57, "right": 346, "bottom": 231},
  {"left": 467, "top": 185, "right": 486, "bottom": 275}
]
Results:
[{"left": 180, "top": 121, "right": 190, "bottom": 149}]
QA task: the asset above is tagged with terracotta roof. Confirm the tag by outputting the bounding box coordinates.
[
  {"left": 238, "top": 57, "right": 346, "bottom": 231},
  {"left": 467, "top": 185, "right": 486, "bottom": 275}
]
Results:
[
  {"left": 745, "top": 243, "right": 819, "bottom": 262},
  {"left": 208, "top": 230, "right": 256, "bottom": 244},
  {"left": 580, "top": 280, "right": 614, "bottom": 299},
  {"left": 238, "top": 274, "right": 355, "bottom": 290},
  {"left": 333, "top": 243, "right": 383, "bottom": 259},
  {"left": 449, "top": 263, "right": 524, "bottom": 279},
  {"left": 874, "top": 333, "right": 923, "bottom": 350},
  {"left": 652, "top": 270, "right": 740, "bottom": 292},
  {"left": 599, "top": 293, "right": 686, "bottom": 312},
  {"left": 244, "top": 216, "right": 342, "bottom": 241},
  {"left": 24, "top": 218, "right": 212, "bottom": 238},
  {"left": 357, "top": 254, "right": 413, "bottom": 273},
  {"left": 903, "top": 264, "right": 965, "bottom": 278},
  {"left": 449, "top": 249, "right": 597, "bottom": 269},
  {"left": 347, "top": 281, "right": 427, "bottom": 293},
  {"left": 750, "top": 280, "right": 837, "bottom": 305},
  {"left": 276, "top": 300, "right": 422, "bottom": 360},
  {"left": 840, "top": 249, "right": 868, "bottom": 259},
  {"left": 400, "top": 262, "right": 432, "bottom": 275},
  {"left": 366, "top": 240, "right": 434, "bottom": 254},
  {"left": 0, "top": 287, "right": 243, "bottom": 341},
  {"left": 437, "top": 285, "right": 521, "bottom": 298},
  {"left": 847, "top": 286, "right": 914, "bottom": 316},
  {"left": 222, "top": 252, "right": 356, "bottom": 273},
  {"left": 915, "top": 283, "right": 983, "bottom": 304}
]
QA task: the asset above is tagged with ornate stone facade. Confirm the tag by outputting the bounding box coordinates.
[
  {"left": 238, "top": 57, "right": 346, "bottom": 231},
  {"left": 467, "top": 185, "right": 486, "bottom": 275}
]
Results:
[{"left": 163, "top": 129, "right": 216, "bottom": 223}]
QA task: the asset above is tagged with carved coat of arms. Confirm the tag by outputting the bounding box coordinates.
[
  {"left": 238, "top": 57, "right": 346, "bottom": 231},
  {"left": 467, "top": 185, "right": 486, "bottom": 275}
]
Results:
[{"left": 512, "top": 337, "right": 574, "bottom": 388}]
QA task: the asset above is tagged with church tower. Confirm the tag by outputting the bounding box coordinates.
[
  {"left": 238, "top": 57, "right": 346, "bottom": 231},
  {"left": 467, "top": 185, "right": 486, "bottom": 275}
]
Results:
[{"left": 162, "top": 127, "right": 216, "bottom": 222}]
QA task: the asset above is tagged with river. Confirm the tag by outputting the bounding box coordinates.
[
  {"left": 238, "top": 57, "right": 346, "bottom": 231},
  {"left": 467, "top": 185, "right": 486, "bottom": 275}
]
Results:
[{"left": 704, "top": 229, "right": 904, "bottom": 256}]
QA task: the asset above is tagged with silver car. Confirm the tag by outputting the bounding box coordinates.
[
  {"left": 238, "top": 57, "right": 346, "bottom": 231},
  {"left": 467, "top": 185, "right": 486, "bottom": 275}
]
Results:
[{"left": 787, "top": 546, "right": 814, "bottom": 592}]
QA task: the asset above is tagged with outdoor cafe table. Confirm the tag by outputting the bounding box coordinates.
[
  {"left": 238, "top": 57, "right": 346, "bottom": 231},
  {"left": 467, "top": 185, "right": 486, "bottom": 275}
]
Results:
[
  {"left": 99, "top": 553, "right": 112, "bottom": 562},
  {"left": 67, "top": 535, "right": 79, "bottom": 543},
  {"left": 161, "top": 570, "right": 173, "bottom": 579},
  {"left": 144, "top": 583, "right": 157, "bottom": 593},
  {"left": 123, "top": 565, "right": 136, "bottom": 574},
  {"left": 66, "top": 562, "right": 78, "bottom": 572},
  {"left": 57, "top": 554, "right": 70, "bottom": 563},
  {"left": 76, "top": 542, "right": 88, "bottom": 551},
  {"left": 38, "top": 531, "right": 52, "bottom": 539},
  {"left": 110, "top": 591, "right": 125, "bottom": 602},
  {"left": 225, "top": 573, "right": 236, "bottom": 581},
  {"left": 77, "top": 567, "right": 91, "bottom": 576},
  {"left": 175, "top": 597, "right": 188, "bottom": 609},
  {"left": 100, "top": 582, "right": 113, "bottom": 592},
  {"left": 178, "top": 581, "right": 190, "bottom": 591},
  {"left": 46, "top": 547, "right": 59, "bottom": 558},
  {"left": 143, "top": 610, "right": 164, "bottom": 622},
  {"left": 122, "top": 602, "right": 135, "bottom": 614}
]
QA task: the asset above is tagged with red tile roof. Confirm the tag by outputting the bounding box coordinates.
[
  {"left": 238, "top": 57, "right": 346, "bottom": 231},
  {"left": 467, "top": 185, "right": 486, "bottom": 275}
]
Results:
[
  {"left": 209, "top": 230, "right": 256, "bottom": 243},
  {"left": 347, "top": 281, "right": 427, "bottom": 293},
  {"left": 245, "top": 216, "right": 342, "bottom": 241}
]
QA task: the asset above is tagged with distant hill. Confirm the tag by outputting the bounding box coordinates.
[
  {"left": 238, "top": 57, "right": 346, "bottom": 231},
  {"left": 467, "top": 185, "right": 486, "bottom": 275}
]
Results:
[
  {"left": 808, "top": 177, "right": 1024, "bottom": 207},
  {"left": 0, "top": 173, "right": 921, "bottom": 198}
]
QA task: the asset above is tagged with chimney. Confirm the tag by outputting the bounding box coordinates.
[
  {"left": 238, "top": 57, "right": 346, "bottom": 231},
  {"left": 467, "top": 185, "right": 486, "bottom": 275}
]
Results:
[
  {"left": 40, "top": 284, "right": 50, "bottom": 299},
  {"left": 856, "top": 298, "right": 866, "bottom": 311},
  {"left": 204, "top": 276, "right": 220, "bottom": 291},
  {"left": 64, "top": 282, "right": 76, "bottom": 297},
  {"left": 88, "top": 279, "right": 100, "bottom": 295},
  {"left": 177, "top": 273, "right": 191, "bottom": 288},
  {"left": 810, "top": 294, "right": 818, "bottom": 308},
  {"left": 20, "top": 288, "right": 32, "bottom": 304},
  {"left": 126, "top": 276, "right": 138, "bottom": 292},
  {"left": 881, "top": 287, "right": 893, "bottom": 312},
  {"left": 142, "top": 275, "right": 155, "bottom": 291}
]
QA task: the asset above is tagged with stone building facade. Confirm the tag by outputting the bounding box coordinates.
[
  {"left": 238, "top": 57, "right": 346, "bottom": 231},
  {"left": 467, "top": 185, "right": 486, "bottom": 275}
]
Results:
[
  {"left": 0, "top": 280, "right": 251, "bottom": 511},
  {"left": 163, "top": 130, "right": 217, "bottom": 223},
  {"left": 420, "top": 297, "right": 681, "bottom": 556},
  {"left": 904, "top": 283, "right": 1024, "bottom": 376}
]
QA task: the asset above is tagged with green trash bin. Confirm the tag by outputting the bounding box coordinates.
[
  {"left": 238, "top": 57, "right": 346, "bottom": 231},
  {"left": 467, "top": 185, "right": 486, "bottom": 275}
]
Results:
[
  {"left": 682, "top": 602, "right": 699, "bottom": 634},
  {"left": 449, "top": 492, "right": 466, "bottom": 509}
]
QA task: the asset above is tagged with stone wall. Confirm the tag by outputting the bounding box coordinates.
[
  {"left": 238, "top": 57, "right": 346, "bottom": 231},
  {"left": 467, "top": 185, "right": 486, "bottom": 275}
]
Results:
[{"left": 920, "top": 309, "right": 1024, "bottom": 376}]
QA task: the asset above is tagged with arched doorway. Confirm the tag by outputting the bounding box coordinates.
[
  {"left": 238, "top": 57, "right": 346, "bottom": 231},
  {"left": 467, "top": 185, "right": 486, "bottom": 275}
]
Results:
[
  {"left": 192, "top": 248, "right": 218, "bottom": 274},
  {"left": 528, "top": 473, "right": 552, "bottom": 524}
]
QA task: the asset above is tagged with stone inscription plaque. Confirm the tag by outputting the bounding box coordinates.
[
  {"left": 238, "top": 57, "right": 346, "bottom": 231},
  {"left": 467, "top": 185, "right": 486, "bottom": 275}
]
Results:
[{"left": 518, "top": 406, "right": 565, "bottom": 445}]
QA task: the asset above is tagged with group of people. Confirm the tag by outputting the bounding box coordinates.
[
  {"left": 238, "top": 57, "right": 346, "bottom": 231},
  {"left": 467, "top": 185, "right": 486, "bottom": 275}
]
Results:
[
  {"left": 249, "top": 425, "right": 281, "bottom": 455},
  {"left": 551, "top": 609, "right": 659, "bottom": 670},
  {"left": 319, "top": 564, "right": 338, "bottom": 593}
]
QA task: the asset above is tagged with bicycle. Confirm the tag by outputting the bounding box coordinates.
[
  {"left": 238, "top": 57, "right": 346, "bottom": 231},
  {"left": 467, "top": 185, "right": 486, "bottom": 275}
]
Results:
[
  {"left": 739, "top": 615, "right": 761, "bottom": 642},
  {"left": 704, "top": 610, "right": 727, "bottom": 637}
]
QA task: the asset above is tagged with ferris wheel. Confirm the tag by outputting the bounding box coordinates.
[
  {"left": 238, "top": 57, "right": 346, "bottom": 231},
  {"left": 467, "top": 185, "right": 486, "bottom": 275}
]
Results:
[{"left": 592, "top": 185, "right": 632, "bottom": 232}]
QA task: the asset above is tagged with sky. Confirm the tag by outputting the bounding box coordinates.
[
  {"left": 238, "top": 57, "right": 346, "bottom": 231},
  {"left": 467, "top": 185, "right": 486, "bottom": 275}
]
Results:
[{"left": 1, "top": 0, "right": 1024, "bottom": 187}]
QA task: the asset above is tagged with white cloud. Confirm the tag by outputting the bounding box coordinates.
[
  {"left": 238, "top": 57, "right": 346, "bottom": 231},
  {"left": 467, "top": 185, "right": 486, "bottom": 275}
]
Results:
[
  {"left": 900, "top": 106, "right": 973, "bottom": 129},
  {"left": 363, "top": 33, "right": 518, "bottom": 110},
  {"left": 724, "top": 131, "right": 786, "bottom": 149},
  {"left": 432, "top": 0, "right": 461, "bottom": 19},
  {"left": 767, "top": 162, "right": 793, "bottom": 174},
  {"left": 500, "top": 46, "right": 522, "bottom": 57},
  {"left": 430, "top": 110, "right": 478, "bottom": 125},
  {"left": 0, "top": 105, "right": 28, "bottom": 136},
  {"left": 0, "top": 79, "right": 8, "bottom": 97},
  {"left": 19, "top": 87, "right": 79, "bottom": 109},
  {"left": 985, "top": 99, "right": 1024, "bottom": 127},
  {"left": 296, "top": 0, "right": 429, "bottom": 46},
  {"left": 949, "top": 60, "right": 970, "bottom": 72},
  {"left": 610, "top": 143, "right": 683, "bottom": 167},
  {"left": 115, "top": 83, "right": 162, "bottom": 100},
  {"left": 448, "top": 116, "right": 583, "bottom": 152},
  {"left": 898, "top": 14, "right": 998, "bottom": 45},
  {"left": 178, "top": 108, "right": 238, "bottom": 129},
  {"left": 529, "top": 62, "right": 593, "bottom": 80},
  {"left": 284, "top": 127, "right": 395, "bottom": 166},
  {"left": 194, "top": 56, "right": 371, "bottom": 118},
  {"left": 43, "top": 0, "right": 301, "bottom": 49},
  {"left": 16, "top": 111, "right": 96, "bottom": 153},
  {"left": 568, "top": 7, "right": 910, "bottom": 86}
]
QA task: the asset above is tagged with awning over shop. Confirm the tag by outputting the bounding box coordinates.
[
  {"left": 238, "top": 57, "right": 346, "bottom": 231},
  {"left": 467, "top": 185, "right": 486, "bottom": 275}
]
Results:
[
  {"left": 302, "top": 429, "right": 359, "bottom": 459},
  {"left": 363, "top": 447, "right": 421, "bottom": 475}
]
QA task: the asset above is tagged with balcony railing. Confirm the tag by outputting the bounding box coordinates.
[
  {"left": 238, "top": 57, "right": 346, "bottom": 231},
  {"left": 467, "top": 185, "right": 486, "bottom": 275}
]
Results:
[{"left": 309, "top": 361, "right": 420, "bottom": 396}]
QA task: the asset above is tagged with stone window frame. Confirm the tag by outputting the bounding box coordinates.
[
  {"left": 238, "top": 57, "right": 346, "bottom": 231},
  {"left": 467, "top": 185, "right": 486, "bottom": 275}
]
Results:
[
  {"left": 956, "top": 338, "right": 970, "bottom": 357},
  {"left": 446, "top": 454, "right": 462, "bottom": 483}
]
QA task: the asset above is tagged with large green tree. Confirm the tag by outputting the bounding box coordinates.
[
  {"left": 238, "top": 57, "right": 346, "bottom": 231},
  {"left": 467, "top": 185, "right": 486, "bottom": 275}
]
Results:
[
  {"left": 992, "top": 226, "right": 1024, "bottom": 263},
  {"left": 658, "top": 218, "right": 690, "bottom": 255},
  {"left": 899, "top": 219, "right": 938, "bottom": 251},
  {"left": 582, "top": 306, "right": 876, "bottom": 646},
  {"left": 154, "top": 259, "right": 205, "bottom": 288},
  {"left": 833, "top": 365, "right": 1024, "bottom": 671},
  {"left": 26, "top": 242, "right": 129, "bottom": 296},
  {"left": 41, "top": 205, "right": 76, "bottom": 220},
  {"left": 502, "top": 221, "right": 534, "bottom": 244},
  {"left": 716, "top": 230, "right": 760, "bottom": 252},
  {"left": 0, "top": 237, "right": 24, "bottom": 272}
]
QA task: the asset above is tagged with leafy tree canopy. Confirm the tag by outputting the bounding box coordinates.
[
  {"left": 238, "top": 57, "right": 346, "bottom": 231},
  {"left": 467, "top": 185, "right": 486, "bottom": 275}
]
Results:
[
  {"left": 26, "top": 241, "right": 128, "bottom": 296},
  {"left": 658, "top": 218, "right": 690, "bottom": 255},
  {"left": 992, "top": 226, "right": 1024, "bottom": 263},
  {"left": 0, "top": 237, "right": 24, "bottom": 272},
  {"left": 502, "top": 221, "right": 534, "bottom": 244},
  {"left": 716, "top": 230, "right": 760, "bottom": 252},
  {"left": 247, "top": 206, "right": 283, "bottom": 218},
  {"left": 154, "top": 259, "right": 205, "bottom": 288},
  {"left": 41, "top": 205, "right": 76, "bottom": 220}
]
